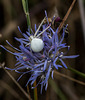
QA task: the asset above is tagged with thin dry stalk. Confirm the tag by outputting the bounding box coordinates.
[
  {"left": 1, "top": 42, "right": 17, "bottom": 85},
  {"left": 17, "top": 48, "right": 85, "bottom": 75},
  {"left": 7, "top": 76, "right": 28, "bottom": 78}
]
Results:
[
  {"left": 54, "top": 70, "right": 85, "bottom": 86},
  {"left": 58, "top": 0, "right": 76, "bottom": 33},
  {"left": 78, "top": 0, "right": 85, "bottom": 43},
  {"left": 2, "top": 67, "right": 32, "bottom": 100},
  {"left": 0, "top": 80, "right": 22, "bottom": 99}
]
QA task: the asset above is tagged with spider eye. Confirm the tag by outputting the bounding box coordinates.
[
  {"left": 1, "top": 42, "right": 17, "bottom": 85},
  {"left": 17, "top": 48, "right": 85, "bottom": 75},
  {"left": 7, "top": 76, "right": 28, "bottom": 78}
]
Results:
[{"left": 31, "top": 38, "right": 44, "bottom": 52}]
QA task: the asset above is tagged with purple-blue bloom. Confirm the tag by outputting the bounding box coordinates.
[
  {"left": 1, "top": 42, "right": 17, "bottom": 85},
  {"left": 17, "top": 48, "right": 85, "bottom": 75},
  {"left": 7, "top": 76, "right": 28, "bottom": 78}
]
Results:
[{"left": 0, "top": 11, "right": 79, "bottom": 93}]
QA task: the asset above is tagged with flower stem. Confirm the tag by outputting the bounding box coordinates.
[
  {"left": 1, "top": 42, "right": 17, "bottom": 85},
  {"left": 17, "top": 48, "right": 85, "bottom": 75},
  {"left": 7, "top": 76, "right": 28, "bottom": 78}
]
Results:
[
  {"left": 34, "top": 81, "right": 38, "bottom": 100},
  {"left": 27, "top": 85, "right": 31, "bottom": 100},
  {"left": 22, "top": 0, "right": 31, "bottom": 30}
]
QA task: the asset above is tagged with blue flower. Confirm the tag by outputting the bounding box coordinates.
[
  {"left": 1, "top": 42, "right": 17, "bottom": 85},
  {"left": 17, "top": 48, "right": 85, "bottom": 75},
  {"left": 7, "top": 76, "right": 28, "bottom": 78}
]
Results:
[{"left": 0, "top": 11, "right": 79, "bottom": 93}]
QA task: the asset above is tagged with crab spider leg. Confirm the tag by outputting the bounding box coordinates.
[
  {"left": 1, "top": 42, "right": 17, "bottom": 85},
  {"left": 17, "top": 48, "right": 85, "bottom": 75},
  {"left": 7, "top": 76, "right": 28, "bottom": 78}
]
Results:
[
  {"left": 36, "top": 16, "right": 55, "bottom": 38},
  {"left": 34, "top": 17, "right": 46, "bottom": 37},
  {"left": 25, "top": 43, "right": 30, "bottom": 47},
  {"left": 36, "top": 24, "right": 51, "bottom": 38}
]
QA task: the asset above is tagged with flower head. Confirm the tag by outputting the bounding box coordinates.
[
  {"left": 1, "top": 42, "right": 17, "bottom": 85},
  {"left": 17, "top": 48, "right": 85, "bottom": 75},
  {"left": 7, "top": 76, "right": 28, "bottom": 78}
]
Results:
[{"left": 0, "top": 11, "right": 79, "bottom": 93}]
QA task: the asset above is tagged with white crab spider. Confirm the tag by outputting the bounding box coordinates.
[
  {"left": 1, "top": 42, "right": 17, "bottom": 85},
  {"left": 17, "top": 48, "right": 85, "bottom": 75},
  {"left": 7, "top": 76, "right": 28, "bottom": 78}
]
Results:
[
  {"left": 26, "top": 17, "right": 51, "bottom": 52},
  {"left": 30, "top": 36, "right": 44, "bottom": 52}
]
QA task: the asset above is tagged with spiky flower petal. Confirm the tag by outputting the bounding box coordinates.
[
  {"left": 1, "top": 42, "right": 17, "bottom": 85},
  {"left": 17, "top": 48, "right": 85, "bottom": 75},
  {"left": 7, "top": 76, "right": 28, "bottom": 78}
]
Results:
[{"left": 0, "top": 11, "right": 79, "bottom": 93}]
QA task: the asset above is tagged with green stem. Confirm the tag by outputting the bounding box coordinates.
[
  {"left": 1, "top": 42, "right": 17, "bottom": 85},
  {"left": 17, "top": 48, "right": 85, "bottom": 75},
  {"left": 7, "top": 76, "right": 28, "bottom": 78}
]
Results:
[
  {"left": 22, "top": 0, "right": 31, "bottom": 30},
  {"left": 57, "top": 60, "right": 85, "bottom": 78},
  {"left": 68, "top": 67, "right": 85, "bottom": 78}
]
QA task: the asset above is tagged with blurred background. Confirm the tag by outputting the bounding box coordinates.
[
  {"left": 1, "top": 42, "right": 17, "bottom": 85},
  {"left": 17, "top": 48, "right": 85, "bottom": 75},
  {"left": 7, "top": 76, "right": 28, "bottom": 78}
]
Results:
[{"left": 0, "top": 0, "right": 85, "bottom": 100}]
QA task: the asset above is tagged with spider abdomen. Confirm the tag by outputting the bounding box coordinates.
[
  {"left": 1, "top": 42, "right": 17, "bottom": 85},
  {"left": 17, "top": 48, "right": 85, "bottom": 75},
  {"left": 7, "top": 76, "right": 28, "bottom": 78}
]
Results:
[{"left": 31, "top": 38, "right": 44, "bottom": 52}]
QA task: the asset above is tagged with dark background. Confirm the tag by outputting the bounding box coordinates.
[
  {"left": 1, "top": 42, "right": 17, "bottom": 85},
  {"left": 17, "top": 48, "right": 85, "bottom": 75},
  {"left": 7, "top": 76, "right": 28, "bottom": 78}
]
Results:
[{"left": 0, "top": 0, "right": 85, "bottom": 100}]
